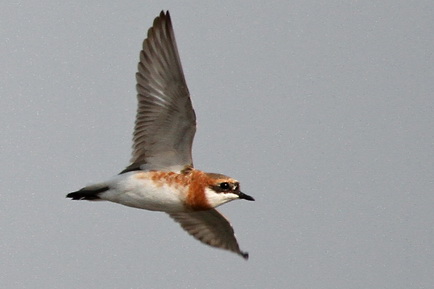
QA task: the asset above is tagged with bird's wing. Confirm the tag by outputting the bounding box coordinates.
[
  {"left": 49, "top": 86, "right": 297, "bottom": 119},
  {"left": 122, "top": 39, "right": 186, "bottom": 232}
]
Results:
[
  {"left": 168, "top": 209, "right": 249, "bottom": 259},
  {"left": 123, "top": 11, "right": 196, "bottom": 173}
]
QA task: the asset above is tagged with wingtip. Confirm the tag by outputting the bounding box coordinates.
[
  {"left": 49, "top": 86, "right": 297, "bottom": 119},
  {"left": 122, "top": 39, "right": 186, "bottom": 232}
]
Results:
[
  {"left": 158, "top": 10, "right": 170, "bottom": 19},
  {"left": 240, "top": 251, "right": 249, "bottom": 260}
]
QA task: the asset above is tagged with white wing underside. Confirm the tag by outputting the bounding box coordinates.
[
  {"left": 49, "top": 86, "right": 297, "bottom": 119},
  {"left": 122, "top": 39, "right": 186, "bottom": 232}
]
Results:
[
  {"left": 168, "top": 209, "right": 249, "bottom": 259},
  {"left": 125, "top": 11, "right": 196, "bottom": 173}
]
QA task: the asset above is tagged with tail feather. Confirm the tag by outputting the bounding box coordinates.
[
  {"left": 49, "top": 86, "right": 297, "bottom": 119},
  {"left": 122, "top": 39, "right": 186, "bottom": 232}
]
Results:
[{"left": 67, "top": 186, "right": 109, "bottom": 200}]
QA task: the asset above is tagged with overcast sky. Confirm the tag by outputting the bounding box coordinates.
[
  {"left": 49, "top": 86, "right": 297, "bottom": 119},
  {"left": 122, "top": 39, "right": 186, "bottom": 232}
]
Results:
[{"left": 1, "top": 1, "right": 433, "bottom": 288}]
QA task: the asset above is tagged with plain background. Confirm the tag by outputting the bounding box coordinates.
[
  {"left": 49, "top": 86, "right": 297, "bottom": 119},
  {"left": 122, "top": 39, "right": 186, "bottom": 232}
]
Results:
[{"left": 1, "top": 1, "right": 433, "bottom": 288}]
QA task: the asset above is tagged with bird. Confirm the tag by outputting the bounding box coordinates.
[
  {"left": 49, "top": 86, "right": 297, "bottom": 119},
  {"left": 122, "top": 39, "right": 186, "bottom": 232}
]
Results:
[{"left": 66, "top": 11, "right": 254, "bottom": 259}]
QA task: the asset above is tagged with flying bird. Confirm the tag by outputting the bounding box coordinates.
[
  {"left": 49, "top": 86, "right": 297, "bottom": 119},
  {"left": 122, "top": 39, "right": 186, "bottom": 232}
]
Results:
[{"left": 67, "top": 11, "right": 254, "bottom": 259}]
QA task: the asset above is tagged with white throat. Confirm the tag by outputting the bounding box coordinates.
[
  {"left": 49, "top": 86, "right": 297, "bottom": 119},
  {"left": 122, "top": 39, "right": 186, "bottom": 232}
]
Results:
[{"left": 204, "top": 187, "right": 239, "bottom": 208}]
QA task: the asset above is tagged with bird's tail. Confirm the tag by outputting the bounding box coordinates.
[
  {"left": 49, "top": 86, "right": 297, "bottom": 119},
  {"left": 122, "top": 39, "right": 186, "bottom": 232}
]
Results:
[{"left": 66, "top": 185, "right": 109, "bottom": 201}]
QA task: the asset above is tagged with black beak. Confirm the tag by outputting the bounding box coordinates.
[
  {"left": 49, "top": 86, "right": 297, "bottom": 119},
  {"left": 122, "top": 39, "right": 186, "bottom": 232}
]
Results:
[{"left": 237, "top": 191, "right": 255, "bottom": 201}]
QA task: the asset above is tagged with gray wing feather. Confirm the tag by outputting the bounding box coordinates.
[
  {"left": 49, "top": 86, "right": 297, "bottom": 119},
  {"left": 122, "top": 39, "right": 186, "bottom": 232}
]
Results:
[
  {"left": 168, "top": 209, "right": 249, "bottom": 259},
  {"left": 127, "top": 11, "right": 196, "bottom": 172}
]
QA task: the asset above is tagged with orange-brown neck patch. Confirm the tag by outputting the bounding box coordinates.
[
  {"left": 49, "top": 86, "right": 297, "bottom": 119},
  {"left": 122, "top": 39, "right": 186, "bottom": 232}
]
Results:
[{"left": 184, "top": 170, "right": 212, "bottom": 211}]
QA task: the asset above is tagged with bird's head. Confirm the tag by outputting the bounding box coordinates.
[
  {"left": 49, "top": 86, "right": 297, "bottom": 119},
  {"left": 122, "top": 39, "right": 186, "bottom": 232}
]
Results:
[{"left": 204, "top": 173, "right": 255, "bottom": 208}]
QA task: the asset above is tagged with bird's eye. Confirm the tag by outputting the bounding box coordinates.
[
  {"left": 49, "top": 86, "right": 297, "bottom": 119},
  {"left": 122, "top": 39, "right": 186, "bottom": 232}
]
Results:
[{"left": 219, "top": 182, "right": 230, "bottom": 190}]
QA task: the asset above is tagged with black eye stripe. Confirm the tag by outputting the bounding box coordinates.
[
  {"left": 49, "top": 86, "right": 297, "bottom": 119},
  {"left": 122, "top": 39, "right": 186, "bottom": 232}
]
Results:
[{"left": 209, "top": 182, "right": 240, "bottom": 193}]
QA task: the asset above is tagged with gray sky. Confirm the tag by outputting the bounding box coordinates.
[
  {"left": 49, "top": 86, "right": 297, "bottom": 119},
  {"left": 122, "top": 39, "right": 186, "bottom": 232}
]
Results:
[{"left": 1, "top": 1, "right": 433, "bottom": 288}]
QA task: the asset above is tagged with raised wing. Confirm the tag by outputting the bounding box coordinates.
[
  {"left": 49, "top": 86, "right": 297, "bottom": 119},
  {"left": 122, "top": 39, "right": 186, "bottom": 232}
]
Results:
[
  {"left": 123, "top": 11, "right": 196, "bottom": 173},
  {"left": 168, "top": 209, "right": 249, "bottom": 259}
]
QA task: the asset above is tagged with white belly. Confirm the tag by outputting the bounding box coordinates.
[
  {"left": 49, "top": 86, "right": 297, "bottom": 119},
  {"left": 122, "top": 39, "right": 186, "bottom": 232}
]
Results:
[{"left": 100, "top": 173, "right": 186, "bottom": 212}]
